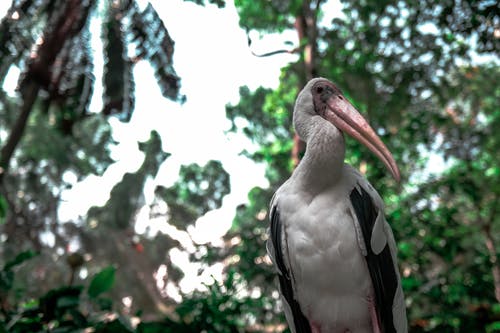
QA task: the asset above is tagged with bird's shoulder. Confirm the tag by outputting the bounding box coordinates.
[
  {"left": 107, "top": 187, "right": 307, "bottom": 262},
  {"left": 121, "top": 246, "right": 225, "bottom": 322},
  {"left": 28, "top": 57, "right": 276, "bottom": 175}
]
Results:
[
  {"left": 270, "top": 179, "right": 311, "bottom": 213},
  {"left": 343, "top": 164, "right": 385, "bottom": 211}
]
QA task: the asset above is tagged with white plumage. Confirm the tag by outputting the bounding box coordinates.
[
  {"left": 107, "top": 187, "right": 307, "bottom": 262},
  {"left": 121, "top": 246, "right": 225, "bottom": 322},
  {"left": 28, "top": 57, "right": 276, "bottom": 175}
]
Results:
[{"left": 267, "top": 78, "right": 407, "bottom": 333}]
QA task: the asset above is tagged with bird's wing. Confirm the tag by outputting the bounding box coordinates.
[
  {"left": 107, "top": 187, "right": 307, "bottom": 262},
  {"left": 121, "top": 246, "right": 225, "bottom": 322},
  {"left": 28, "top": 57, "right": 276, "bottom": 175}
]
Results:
[
  {"left": 268, "top": 199, "right": 312, "bottom": 333},
  {"left": 350, "top": 183, "right": 408, "bottom": 333}
]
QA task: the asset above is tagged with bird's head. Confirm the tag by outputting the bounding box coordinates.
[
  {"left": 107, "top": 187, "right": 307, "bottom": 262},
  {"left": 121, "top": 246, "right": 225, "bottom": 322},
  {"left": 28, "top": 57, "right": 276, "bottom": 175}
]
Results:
[{"left": 293, "top": 78, "right": 400, "bottom": 182}]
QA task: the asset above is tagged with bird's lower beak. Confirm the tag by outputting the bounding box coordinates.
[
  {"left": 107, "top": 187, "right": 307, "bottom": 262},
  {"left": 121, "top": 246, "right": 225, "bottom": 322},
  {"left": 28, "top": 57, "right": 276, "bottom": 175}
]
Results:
[{"left": 323, "top": 95, "right": 400, "bottom": 182}]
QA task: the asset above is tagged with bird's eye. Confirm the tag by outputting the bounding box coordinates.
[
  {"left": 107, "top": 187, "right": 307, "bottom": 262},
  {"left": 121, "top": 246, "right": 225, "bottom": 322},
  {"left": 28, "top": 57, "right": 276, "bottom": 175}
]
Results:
[{"left": 316, "top": 86, "right": 324, "bottom": 94}]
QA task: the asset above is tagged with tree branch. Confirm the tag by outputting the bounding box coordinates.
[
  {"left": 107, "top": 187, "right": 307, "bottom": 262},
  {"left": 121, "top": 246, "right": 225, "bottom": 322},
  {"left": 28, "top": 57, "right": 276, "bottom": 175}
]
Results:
[
  {"left": 246, "top": 31, "right": 299, "bottom": 58},
  {"left": 251, "top": 47, "right": 299, "bottom": 58}
]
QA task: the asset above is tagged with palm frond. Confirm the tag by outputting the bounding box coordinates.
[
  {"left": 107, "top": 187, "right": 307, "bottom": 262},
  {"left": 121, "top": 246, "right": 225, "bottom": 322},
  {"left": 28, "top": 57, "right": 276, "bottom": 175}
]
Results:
[
  {"left": 130, "top": 3, "right": 182, "bottom": 102},
  {"left": 102, "top": 1, "right": 135, "bottom": 121}
]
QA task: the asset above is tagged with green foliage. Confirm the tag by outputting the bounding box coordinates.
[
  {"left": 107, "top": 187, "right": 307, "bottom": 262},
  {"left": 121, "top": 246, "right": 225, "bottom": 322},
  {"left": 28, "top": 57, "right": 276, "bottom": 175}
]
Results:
[
  {"left": 226, "top": 69, "right": 299, "bottom": 183},
  {"left": 0, "top": 0, "right": 183, "bottom": 224},
  {"left": 0, "top": 255, "right": 121, "bottom": 332},
  {"left": 19, "top": 109, "right": 115, "bottom": 177},
  {"left": 2, "top": 250, "right": 38, "bottom": 272},
  {"left": 0, "top": 250, "right": 38, "bottom": 301},
  {"left": 0, "top": 253, "right": 267, "bottom": 333},
  {"left": 129, "top": 3, "right": 183, "bottom": 102},
  {"left": 173, "top": 270, "right": 264, "bottom": 332},
  {"left": 486, "top": 305, "right": 500, "bottom": 333},
  {"left": 102, "top": 0, "right": 135, "bottom": 121},
  {"left": 155, "top": 160, "right": 230, "bottom": 228},
  {"left": 88, "top": 266, "right": 116, "bottom": 299},
  {"left": 229, "top": 0, "right": 500, "bottom": 331},
  {"left": 0, "top": 194, "right": 6, "bottom": 224},
  {"left": 87, "top": 130, "right": 170, "bottom": 229},
  {"left": 391, "top": 65, "right": 500, "bottom": 331},
  {"left": 235, "top": 0, "right": 302, "bottom": 32},
  {"left": 0, "top": 0, "right": 191, "bottom": 321}
]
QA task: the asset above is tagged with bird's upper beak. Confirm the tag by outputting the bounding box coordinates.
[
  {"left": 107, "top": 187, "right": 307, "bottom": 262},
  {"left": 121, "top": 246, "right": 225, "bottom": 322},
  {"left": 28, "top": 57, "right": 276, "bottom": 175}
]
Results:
[{"left": 323, "top": 94, "right": 401, "bottom": 182}]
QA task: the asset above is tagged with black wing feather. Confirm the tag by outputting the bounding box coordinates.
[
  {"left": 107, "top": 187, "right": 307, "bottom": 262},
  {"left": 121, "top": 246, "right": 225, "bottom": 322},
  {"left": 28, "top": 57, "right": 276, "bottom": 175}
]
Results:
[
  {"left": 270, "top": 205, "right": 312, "bottom": 333},
  {"left": 350, "top": 186, "right": 398, "bottom": 333}
]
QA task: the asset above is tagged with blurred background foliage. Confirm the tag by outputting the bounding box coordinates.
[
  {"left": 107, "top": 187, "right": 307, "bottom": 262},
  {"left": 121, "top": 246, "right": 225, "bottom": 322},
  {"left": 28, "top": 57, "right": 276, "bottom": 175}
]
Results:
[{"left": 0, "top": 0, "right": 499, "bottom": 332}]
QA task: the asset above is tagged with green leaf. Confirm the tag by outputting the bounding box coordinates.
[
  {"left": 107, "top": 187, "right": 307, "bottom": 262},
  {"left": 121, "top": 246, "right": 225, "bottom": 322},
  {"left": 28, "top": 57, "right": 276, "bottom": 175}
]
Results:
[
  {"left": 94, "top": 318, "right": 134, "bottom": 333},
  {"left": 39, "top": 286, "right": 83, "bottom": 321},
  {"left": 56, "top": 294, "right": 80, "bottom": 309},
  {"left": 88, "top": 266, "right": 116, "bottom": 299},
  {"left": 95, "top": 297, "right": 113, "bottom": 311},
  {"left": 3, "top": 250, "right": 38, "bottom": 271},
  {"left": 486, "top": 321, "right": 500, "bottom": 333},
  {"left": 0, "top": 270, "right": 14, "bottom": 293},
  {"left": 0, "top": 194, "right": 7, "bottom": 224}
]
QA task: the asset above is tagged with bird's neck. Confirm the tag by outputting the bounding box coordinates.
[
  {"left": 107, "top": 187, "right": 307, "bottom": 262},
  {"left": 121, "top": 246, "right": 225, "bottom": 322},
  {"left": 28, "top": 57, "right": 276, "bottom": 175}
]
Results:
[{"left": 294, "top": 119, "right": 346, "bottom": 191}]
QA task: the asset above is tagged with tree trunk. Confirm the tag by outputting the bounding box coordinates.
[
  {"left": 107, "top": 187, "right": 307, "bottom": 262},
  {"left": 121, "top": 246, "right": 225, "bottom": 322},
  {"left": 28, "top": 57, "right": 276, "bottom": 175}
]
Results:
[
  {"left": 483, "top": 224, "right": 500, "bottom": 303},
  {"left": 110, "top": 230, "right": 178, "bottom": 319},
  {"left": 291, "top": 0, "right": 319, "bottom": 167},
  {"left": 0, "top": 0, "right": 89, "bottom": 185},
  {"left": 0, "top": 80, "right": 39, "bottom": 183}
]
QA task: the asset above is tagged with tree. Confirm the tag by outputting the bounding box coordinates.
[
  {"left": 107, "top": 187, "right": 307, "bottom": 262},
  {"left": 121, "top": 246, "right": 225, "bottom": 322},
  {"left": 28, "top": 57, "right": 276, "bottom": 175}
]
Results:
[
  {"left": 396, "top": 65, "right": 500, "bottom": 331},
  {"left": 0, "top": 0, "right": 231, "bottom": 318},
  {"left": 0, "top": 0, "right": 181, "bottom": 245}
]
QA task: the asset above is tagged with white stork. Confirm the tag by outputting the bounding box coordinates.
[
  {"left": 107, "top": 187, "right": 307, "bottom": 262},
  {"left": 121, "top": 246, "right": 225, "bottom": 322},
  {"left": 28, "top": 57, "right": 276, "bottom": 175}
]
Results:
[{"left": 267, "top": 78, "right": 407, "bottom": 333}]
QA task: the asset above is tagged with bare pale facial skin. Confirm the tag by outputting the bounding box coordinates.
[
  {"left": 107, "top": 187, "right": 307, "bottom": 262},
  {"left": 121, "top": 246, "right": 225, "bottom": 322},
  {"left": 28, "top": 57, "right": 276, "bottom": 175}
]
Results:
[{"left": 311, "top": 79, "right": 400, "bottom": 182}]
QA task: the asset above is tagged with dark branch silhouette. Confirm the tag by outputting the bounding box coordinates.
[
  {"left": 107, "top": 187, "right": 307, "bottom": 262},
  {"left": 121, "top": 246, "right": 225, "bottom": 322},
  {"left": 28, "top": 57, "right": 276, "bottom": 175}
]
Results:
[{"left": 246, "top": 33, "right": 299, "bottom": 58}]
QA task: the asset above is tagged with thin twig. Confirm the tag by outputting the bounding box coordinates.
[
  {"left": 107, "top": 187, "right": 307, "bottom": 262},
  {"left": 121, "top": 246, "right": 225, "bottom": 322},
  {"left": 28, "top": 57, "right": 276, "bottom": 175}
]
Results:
[{"left": 251, "top": 47, "right": 299, "bottom": 58}]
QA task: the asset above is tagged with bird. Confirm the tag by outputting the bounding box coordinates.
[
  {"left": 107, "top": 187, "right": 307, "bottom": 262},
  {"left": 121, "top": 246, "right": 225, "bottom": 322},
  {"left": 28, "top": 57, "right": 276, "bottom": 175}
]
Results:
[{"left": 267, "top": 78, "right": 407, "bottom": 333}]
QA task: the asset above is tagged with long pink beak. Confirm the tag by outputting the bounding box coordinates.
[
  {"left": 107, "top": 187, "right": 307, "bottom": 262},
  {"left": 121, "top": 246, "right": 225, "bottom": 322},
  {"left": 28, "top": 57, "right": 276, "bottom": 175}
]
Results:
[{"left": 323, "top": 95, "right": 400, "bottom": 182}]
